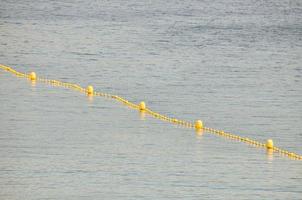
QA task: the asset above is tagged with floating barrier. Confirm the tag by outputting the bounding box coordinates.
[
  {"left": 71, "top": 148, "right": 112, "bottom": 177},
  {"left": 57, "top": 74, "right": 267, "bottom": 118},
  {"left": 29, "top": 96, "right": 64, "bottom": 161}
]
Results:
[{"left": 1, "top": 64, "right": 301, "bottom": 160}]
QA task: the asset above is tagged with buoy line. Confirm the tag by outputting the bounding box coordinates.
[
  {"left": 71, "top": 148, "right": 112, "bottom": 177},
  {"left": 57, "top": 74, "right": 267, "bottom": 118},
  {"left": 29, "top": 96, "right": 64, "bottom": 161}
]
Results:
[{"left": 1, "top": 63, "right": 301, "bottom": 160}]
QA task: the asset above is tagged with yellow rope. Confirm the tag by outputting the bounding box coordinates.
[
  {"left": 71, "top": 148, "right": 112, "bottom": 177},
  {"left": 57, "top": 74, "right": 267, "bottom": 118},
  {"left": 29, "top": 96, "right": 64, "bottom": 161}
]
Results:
[{"left": 1, "top": 64, "right": 301, "bottom": 160}]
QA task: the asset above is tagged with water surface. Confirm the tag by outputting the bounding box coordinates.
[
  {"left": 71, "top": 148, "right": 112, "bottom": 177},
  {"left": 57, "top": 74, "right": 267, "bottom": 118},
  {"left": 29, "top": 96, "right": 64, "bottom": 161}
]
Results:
[{"left": 1, "top": 0, "right": 302, "bottom": 199}]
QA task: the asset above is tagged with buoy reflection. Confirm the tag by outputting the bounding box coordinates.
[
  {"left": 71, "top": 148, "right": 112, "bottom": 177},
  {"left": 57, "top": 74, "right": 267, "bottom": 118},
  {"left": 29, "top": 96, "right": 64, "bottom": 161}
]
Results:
[
  {"left": 266, "top": 149, "right": 274, "bottom": 161},
  {"left": 139, "top": 110, "right": 146, "bottom": 120}
]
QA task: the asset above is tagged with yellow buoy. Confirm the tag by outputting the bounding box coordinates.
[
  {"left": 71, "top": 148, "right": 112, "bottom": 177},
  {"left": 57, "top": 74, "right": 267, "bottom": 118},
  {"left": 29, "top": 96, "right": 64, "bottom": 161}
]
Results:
[
  {"left": 87, "top": 85, "right": 94, "bottom": 96},
  {"left": 139, "top": 101, "right": 146, "bottom": 111},
  {"left": 195, "top": 120, "right": 203, "bottom": 130},
  {"left": 30, "top": 72, "right": 36, "bottom": 81},
  {"left": 266, "top": 139, "right": 274, "bottom": 149}
]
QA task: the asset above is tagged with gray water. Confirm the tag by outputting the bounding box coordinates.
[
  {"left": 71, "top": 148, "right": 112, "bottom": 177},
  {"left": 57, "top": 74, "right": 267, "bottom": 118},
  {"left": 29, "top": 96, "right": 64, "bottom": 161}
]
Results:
[{"left": 1, "top": 0, "right": 302, "bottom": 199}]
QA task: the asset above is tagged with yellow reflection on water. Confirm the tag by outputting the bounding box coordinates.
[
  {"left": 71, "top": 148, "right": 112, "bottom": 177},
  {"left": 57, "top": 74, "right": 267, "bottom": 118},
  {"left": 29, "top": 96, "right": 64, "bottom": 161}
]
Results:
[
  {"left": 87, "top": 95, "right": 94, "bottom": 102},
  {"left": 266, "top": 149, "right": 274, "bottom": 161},
  {"left": 30, "top": 80, "right": 36, "bottom": 87},
  {"left": 195, "top": 129, "right": 204, "bottom": 139},
  {"left": 139, "top": 110, "right": 146, "bottom": 120}
]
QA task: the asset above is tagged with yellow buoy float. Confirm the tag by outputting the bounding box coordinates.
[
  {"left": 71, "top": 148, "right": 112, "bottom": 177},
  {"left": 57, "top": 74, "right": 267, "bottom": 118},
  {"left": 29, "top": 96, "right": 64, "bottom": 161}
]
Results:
[
  {"left": 29, "top": 72, "right": 36, "bottom": 81},
  {"left": 139, "top": 101, "right": 146, "bottom": 111},
  {"left": 87, "top": 85, "right": 94, "bottom": 96},
  {"left": 195, "top": 120, "right": 203, "bottom": 130},
  {"left": 266, "top": 139, "right": 274, "bottom": 149}
]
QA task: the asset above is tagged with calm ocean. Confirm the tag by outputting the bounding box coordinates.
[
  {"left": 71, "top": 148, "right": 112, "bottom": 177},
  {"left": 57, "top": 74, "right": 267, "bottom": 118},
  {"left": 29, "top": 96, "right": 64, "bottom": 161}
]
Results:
[{"left": 1, "top": 0, "right": 302, "bottom": 199}]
